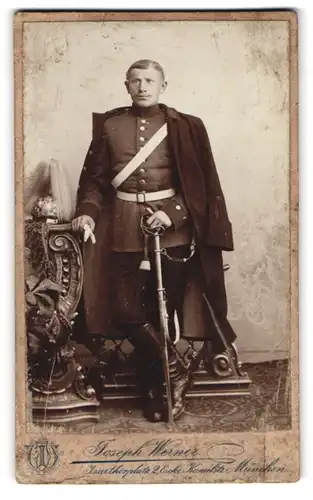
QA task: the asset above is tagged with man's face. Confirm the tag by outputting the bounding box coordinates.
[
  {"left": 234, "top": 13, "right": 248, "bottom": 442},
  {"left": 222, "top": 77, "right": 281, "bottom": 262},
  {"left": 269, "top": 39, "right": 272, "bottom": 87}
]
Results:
[{"left": 125, "top": 67, "right": 167, "bottom": 107}]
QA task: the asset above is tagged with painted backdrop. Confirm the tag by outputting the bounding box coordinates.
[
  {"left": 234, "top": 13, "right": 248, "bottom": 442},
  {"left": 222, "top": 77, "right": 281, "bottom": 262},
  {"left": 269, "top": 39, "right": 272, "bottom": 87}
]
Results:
[{"left": 23, "top": 20, "right": 290, "bottom": 363}]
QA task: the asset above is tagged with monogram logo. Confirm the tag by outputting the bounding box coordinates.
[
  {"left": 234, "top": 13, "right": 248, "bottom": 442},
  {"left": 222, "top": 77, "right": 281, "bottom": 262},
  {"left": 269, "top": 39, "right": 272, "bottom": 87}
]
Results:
[{"left": 25, "top": 440, "right": 60, "bottom": 473}]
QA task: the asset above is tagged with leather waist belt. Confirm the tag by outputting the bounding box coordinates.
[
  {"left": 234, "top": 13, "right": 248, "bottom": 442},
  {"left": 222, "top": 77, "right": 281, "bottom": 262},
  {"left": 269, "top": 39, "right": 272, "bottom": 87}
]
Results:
[{"left": 116, "top": 188, "right": 176, "bottom": 203}]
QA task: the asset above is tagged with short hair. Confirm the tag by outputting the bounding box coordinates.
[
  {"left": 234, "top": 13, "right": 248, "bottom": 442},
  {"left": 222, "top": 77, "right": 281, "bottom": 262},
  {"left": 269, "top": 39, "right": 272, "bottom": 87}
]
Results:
[{"left": 126, "top": 59, "right": 165, "bottom": 81}]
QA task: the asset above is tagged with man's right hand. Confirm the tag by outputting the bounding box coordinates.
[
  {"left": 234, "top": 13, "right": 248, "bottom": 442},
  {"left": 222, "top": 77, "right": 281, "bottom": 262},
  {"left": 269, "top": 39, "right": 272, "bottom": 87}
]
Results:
[{"left": 72, "top": 215, "right": 95, "bottom": 233}]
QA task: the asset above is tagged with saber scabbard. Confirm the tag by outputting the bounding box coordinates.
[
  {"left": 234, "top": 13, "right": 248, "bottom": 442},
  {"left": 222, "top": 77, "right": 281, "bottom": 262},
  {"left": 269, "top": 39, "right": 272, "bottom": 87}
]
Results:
[
  {"left": 202, "top": 292, "right": 237, "bottom": 375},
  {"left": 153, "top": 231, "right": 174, "bottom": 429}
]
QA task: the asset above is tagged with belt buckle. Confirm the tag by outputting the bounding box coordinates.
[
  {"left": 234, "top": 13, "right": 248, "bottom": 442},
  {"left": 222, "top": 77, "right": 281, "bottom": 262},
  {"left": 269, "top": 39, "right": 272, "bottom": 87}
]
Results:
[{"left": 136, "top": 191, "right": 146, "bottom": 203}]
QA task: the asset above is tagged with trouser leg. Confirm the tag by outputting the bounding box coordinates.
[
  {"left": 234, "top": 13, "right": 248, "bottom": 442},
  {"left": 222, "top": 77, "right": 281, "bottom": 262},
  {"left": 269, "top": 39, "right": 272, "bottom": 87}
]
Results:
[
  {"left": 110, "top": 252, "right": 167, "bottom": 422},
  {"left": 110, "top": 248, "right": 192, "bottom": 422}
]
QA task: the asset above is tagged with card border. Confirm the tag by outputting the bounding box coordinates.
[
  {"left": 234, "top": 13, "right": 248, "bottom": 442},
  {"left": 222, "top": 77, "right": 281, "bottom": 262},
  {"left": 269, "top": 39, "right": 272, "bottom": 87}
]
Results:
[{"left": 14, "top": 10, "right": 299, "bottom": 484}]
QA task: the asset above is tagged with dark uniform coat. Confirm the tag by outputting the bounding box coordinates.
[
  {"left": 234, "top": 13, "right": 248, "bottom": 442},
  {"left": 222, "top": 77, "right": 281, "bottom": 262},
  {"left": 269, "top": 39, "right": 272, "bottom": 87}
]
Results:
[{"left": 76, "top": 104, "right": 236, "bottom": 352}]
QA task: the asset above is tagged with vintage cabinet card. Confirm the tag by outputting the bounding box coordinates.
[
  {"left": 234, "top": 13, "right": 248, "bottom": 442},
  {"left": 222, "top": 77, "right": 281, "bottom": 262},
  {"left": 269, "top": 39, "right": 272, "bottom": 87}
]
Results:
[{"left": 15, "top": 10, "right": 299, "bottom": 483}]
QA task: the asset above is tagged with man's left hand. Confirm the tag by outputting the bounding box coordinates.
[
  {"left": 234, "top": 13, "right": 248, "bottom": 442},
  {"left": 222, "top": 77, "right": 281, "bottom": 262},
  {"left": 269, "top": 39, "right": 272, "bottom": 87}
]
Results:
[{"left": 146, "top": 210, "right": 172, "bottom": 229}]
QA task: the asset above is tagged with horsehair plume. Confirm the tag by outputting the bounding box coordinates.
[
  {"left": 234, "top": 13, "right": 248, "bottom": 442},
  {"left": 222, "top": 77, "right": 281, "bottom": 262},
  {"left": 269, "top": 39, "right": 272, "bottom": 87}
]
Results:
[
  {"left": 49, "top": 158, "right": 75, "bottom": 222},
  {"left": 24, "top": 159, "right": 75, "bottom": 222}
]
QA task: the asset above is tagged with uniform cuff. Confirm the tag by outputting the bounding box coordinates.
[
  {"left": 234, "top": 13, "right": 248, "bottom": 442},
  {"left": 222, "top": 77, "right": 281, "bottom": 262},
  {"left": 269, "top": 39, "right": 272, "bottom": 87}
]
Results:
[{"left": 161, "top": 197, "right": 189, "bottom": 230}]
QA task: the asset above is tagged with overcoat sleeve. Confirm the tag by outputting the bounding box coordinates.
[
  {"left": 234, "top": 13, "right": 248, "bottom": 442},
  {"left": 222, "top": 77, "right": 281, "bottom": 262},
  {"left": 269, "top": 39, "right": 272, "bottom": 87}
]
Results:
[
  {"left": 160, "top": 192, "right": 189, "bottom": 230},
  {"left": 76, "top": 113, "right": 111, "bottom": 221},
  {"left": 195, "top": 118, "right": 234, "bottom": 251}
]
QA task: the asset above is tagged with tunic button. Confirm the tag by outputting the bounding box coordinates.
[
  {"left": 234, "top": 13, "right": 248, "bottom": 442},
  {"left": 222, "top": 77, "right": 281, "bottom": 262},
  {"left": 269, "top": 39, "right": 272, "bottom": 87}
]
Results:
[
  {"left": 139, "top": 168, "right": 145, "bottom": 173},
  {"left": 139, "top": 137, "right": 145, "bottom": 142},
  {"left": 141, "top": 119, "right": 147, "bottom": 124},
  {"left": 139, "top": 126, "right": 145, "bottom": 131},
  {"left": 140, "top": 179, "right": 146, "bottom": 185},
  {"left": 175, "top": 205, "right": 181, "bottom": 210}
]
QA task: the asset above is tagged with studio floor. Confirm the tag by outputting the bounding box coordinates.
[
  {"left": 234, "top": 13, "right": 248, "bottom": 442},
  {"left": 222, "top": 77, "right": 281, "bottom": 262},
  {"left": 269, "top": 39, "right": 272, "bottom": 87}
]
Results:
[{"left": 65, "top": 359, "right": 291, "bottom": 434}]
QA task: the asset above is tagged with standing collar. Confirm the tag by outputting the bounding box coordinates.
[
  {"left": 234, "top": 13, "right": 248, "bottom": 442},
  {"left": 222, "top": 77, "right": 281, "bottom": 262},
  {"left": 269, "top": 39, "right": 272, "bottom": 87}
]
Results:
[
  {"left": 131, "top": 104, "right": 162, "bottom": 118},
  {"left": 129, "top": 103, "right": 180, "bottom": 120}
]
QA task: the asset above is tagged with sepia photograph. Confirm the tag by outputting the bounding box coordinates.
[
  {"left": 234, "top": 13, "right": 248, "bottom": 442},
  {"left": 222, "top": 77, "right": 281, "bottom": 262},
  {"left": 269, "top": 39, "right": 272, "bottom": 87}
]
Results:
[{"left": 15, "top": 11, "right": 298, "bottom": 483}]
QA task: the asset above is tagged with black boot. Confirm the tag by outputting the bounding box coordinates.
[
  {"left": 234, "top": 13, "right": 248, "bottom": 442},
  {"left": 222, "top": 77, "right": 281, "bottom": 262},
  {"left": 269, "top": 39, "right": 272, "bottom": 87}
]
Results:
[
  {"left": 127, "top": 323, "right": 167, "bottom": 423},
  {"left": 168, "top": 345, "right": 192, "bottom": 421}
]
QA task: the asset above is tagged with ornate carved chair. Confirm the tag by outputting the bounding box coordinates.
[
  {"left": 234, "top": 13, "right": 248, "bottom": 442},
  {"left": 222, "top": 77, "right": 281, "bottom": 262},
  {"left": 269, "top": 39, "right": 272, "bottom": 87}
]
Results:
[{"left": 24, "top": 183, "right": 101, "bottom": 424}]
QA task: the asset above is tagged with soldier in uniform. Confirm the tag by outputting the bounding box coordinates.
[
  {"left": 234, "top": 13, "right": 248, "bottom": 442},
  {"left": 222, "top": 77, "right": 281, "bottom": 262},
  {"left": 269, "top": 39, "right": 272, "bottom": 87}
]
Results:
[{"left": 72, "top": 59, "right": 236, "bottom": 423}]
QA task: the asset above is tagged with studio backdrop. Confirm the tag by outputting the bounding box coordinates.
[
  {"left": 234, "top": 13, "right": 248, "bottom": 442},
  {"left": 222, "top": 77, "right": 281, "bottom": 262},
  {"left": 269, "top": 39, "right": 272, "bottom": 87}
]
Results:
[{"left": 23, "top": 20, "right": 290, "bottom": 363}]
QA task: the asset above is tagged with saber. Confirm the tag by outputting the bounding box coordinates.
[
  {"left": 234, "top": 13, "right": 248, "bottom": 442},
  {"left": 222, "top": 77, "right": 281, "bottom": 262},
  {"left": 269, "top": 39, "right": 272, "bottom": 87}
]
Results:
[
  {"left": 140, "top": 211, "right": 174, "bottom": 429},
  {"left": 153, "top": 229, "right": 174, "bottom": 428}
]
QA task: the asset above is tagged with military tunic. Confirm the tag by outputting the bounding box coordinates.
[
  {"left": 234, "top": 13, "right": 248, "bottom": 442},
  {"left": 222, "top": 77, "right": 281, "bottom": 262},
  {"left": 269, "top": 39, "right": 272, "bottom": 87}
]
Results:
[{"left": 103, "top": 104, "right": 192, "bottom": 251}]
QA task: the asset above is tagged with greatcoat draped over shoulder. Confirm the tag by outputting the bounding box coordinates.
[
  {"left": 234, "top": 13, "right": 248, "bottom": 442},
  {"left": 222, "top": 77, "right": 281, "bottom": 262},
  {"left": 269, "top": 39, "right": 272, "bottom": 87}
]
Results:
[{"left": 76, "top": 104, "right": 236, "bottom": 352}]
